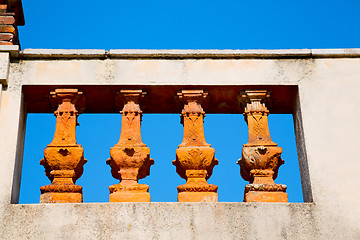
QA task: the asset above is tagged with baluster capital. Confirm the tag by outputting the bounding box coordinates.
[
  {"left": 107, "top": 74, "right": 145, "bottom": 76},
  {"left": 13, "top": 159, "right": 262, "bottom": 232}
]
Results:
[
  {"left": 177, "top": 90, "right": 208, "bottom": 103},
  {"left": 115, "top": 90, "right": 147, "bottom": 111},
  {"left": 49, "top": 88, "right": 85, "bottom": 113}
]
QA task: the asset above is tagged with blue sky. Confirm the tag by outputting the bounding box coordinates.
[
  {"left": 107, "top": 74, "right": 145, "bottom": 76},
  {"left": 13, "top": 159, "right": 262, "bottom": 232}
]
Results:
[
  {"left": 20, "top": 0, "right": 360, "bottom": 49},
  {"left": 18, "top": 0, "right": 360, "bottom": 203}
]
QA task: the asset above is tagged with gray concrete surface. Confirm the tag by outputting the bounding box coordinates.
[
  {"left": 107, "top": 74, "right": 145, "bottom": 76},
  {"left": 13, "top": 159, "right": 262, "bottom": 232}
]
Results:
[
  {"left": 0, "top": 202, "right": 349, "bottom": 240},
  {"left": 0, "top": 49, "right": 359, "bottom": 239}
]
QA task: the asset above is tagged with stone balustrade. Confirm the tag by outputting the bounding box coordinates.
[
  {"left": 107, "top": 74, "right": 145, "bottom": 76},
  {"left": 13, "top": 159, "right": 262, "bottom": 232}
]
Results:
[
  {"left": 39, "top": 88, "right": 288, "bottom": 203},
  {"left": 1, "top": 49, "right": 359, "bottom": 239}
]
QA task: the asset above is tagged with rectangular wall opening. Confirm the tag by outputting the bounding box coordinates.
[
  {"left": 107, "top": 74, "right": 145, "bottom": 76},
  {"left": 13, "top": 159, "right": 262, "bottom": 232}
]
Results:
[{"left": 18, "top": 85, "right": 310, "bottom": 203}]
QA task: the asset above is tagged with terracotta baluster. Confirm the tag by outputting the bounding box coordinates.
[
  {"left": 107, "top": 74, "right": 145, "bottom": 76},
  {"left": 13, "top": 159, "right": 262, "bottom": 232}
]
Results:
[
  {"left": 106, "top": 90, "right": 154, "bottom": 202},
  {"left": 173, "top": 90, "right": 218, "bottom": 202},
  {"left": 40, "top": 89, "right": 86, "bottom": 203},
  {"left": 237, "top": 90, "right": 288, "bottom": 202}
]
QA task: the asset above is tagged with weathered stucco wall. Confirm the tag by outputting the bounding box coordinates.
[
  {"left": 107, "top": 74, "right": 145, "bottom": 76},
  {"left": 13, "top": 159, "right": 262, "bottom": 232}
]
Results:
[{"left": 0, "top": 48, "right": 359, "bottom": 239}]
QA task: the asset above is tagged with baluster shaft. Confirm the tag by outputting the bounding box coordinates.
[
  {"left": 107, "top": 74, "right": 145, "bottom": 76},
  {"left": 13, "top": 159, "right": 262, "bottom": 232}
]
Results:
[
  {"left": 40, "top": 89, "right": 86, "bottom": 203},
  {"left": 237, "top": 90, "right": 288, "bottom": 202},
  {"left": 173, "top": 90, "right": 218, "bottom": 202},
  {"left": 107, "top": 90, "right": 154, "bottom": 202}
]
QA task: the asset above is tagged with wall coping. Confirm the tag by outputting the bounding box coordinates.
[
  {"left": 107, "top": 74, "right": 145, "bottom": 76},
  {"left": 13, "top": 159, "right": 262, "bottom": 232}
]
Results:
[
  {"left": 0, "top": 45, "right": 19, "bottom": 58},
  {"left": 17, "top": 48, "right": 360, "bottom": 60}
]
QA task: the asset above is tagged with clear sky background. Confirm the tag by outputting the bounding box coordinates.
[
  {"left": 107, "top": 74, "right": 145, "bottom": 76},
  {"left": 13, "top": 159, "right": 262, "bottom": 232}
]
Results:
[{"left": 18, "top": 0, "right": 360, "bottom": 203}]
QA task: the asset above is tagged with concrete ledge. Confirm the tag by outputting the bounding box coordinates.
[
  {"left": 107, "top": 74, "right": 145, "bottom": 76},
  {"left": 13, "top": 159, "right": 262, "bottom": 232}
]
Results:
[
  {"left": 311, "top": 48, "right": 360, "bottom": 58},
  {"left": 0, "top": 45, "right": 19, "bottom": 58},
  {"left": 108, "top": 49, "right": 312, "bottom": 59},
  {"left": 0, "top": 202, "right": 328, "bottom": 240},
  {"left": 20, "top": 49, "right": 107, "bottom": 59},
  {"left": 18, "top": 48, "right": 360, "bottom": 60}
]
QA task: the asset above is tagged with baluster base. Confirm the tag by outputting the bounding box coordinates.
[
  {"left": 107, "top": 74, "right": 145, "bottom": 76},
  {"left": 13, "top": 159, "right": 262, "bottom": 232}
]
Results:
[
  {"left": 109, "top": 183, "right": 151, "bottom": 202},
  {"left": 244, "top": 191, "right": 288, "bottom": 202},
  {"left": 109, "top": 192, "right": 150, "bottom": 202},
  {"left": 243, "top": 183, "right": 288, "bottom": 202},
  {"left": 178, "top": 192, "right": 218, "bottom": 202},
  {"left": 177, "top": 177, "right": 218, "bottom": 202},
  {"left": 40, "top": 192, "right": 83, "bottom": 203}
]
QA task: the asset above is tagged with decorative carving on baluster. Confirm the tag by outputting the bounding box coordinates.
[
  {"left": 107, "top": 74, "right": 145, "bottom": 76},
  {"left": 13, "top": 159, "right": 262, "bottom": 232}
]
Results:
[
  {"left": 173, "top": 90, "right": 218, "bottom": 202},
  {"left": 106, "top": 90, "right": 154, "bottom": 202},
  {"left": 237, "top": 90, "right": 288, "bottom": 202},
  {"left": 40, "top": 89, "right": 86, "bottom": 203}
]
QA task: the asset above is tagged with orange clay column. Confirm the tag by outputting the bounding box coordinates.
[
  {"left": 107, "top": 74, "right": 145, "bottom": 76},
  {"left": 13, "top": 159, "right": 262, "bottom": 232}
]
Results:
[
  {"left": 40, "top": 89, "right": 87, "bottom": 203},
  {"left": 237, "top": 90, "right": 288, "bottom": 202},
  {"left": 106, "top": 90, "right": 154, "bottom": 202},
  {"left": 173, "top": 90, "right": 218, "bottom": 202}
]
